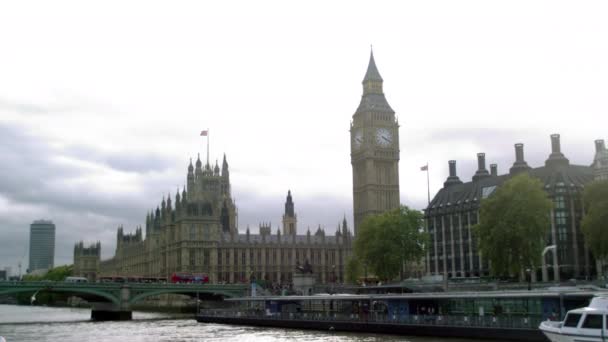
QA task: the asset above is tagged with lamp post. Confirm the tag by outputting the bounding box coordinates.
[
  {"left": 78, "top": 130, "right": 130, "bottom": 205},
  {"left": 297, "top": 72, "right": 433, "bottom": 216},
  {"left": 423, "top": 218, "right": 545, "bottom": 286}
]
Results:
[
  {"left": 542, "top": 245, "right": 557, "bottom": 282},
  {"left": 525, "top": 268, "right": 531, "bottom": 291}
]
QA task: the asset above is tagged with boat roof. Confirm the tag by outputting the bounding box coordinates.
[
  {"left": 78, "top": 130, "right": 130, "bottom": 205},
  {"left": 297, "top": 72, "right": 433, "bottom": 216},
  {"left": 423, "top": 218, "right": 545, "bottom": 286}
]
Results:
[{"left": 227, "top": 289, "right": 608, "bottom": 302}]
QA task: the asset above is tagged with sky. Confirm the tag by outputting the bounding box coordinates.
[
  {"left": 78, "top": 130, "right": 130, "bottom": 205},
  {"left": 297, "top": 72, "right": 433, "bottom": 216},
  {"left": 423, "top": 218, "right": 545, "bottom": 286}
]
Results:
[{"left": 0, "top": 1, "right": 607, "bottom": 274}]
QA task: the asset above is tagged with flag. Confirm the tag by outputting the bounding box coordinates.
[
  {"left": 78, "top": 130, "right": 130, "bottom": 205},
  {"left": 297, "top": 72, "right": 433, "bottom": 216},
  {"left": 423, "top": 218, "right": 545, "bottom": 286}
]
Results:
[
  {"left": 420, "top": 165, "right": 428, "bottom": 171},
  {"left": 200, "top": 130, "right": 208, "bottom": 136}
]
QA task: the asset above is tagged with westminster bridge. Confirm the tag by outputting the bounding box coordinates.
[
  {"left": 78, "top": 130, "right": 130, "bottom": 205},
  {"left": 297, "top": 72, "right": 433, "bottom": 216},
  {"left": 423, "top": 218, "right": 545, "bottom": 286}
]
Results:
[{"left": 0, "top": 281, "right": 248, "bottom": 320}]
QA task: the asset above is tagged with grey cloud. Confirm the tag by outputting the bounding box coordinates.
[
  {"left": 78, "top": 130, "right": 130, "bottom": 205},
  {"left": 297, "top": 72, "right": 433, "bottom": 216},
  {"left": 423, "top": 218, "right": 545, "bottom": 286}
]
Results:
[{"left": 63, "top": 144, "right": 177, "bottom": 174}]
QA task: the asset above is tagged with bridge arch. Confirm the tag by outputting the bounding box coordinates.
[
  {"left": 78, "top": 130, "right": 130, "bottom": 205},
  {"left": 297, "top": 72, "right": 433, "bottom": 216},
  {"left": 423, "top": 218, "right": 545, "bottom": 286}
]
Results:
[
  {"left": 0, "top": 286, "right": 121, "bottom": 305},
  {"left": 128, "top": 288, "right": 240, "bottom": 306}
]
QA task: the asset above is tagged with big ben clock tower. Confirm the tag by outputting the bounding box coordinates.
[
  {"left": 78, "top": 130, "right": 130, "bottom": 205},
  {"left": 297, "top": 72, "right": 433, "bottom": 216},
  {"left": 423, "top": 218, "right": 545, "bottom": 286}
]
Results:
[{"left": 351, "top": 51, "right": 400, "bottom": 235}]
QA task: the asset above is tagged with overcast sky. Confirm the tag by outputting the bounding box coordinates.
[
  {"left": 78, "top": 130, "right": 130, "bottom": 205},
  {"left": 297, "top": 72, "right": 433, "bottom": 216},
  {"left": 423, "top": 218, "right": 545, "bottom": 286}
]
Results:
[{"left": 0, "top": 1, "right": 606, "bottom": 274}]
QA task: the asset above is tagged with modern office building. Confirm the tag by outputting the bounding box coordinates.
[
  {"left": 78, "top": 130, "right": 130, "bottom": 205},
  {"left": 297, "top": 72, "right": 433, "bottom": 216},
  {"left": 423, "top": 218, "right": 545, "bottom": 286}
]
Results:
[
  {"left": 28, "top": 220, "right": 56, "bottom": 273},
  {"left": 424, "top": 135, "right": 608, "bottom": 282}
]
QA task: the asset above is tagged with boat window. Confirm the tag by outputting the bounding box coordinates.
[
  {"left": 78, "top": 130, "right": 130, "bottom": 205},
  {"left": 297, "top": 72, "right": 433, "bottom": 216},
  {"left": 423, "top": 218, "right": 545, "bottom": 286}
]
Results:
[
  {"left": 564, "top": 313, "right": 582, "bottom": 327},
  {"left": 582, "top": 314, "right": 603, "bottom": 329}
]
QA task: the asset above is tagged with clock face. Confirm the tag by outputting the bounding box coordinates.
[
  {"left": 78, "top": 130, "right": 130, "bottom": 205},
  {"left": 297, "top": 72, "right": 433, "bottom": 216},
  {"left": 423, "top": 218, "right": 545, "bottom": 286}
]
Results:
[
  {"left": 353, "top": 129, "right": 364, "bottom": 149},
  {"left": 376, "top": 128, "right": 393, "bottom": 147}
]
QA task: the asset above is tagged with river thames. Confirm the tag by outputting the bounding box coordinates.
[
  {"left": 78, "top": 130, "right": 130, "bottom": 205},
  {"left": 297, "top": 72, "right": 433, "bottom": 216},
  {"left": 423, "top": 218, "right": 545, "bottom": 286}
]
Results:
[{"left": 0, "top": 305, "right": 512, "bottom": 342}]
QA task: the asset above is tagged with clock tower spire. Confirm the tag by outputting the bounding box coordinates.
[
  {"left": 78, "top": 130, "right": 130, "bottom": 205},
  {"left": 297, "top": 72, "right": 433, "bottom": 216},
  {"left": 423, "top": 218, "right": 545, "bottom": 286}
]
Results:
[{"left": 350, "top": 50, "right": 400, "bottom": 235}]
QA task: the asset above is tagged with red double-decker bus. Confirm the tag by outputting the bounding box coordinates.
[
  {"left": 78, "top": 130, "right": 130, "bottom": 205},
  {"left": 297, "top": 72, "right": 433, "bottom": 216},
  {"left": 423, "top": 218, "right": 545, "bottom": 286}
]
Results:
[
  {"left": 170, "top": 272, "right": 193, "bottom": 283},
  {"left": 192, "top": 273, "right": 209, "bottom": 284}
]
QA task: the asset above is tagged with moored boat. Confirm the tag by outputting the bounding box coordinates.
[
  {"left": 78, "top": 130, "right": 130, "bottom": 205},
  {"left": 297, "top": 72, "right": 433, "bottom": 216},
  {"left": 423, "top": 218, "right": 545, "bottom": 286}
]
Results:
[{"left": 540, "top": 296, "right": 608, "bottom": 342}]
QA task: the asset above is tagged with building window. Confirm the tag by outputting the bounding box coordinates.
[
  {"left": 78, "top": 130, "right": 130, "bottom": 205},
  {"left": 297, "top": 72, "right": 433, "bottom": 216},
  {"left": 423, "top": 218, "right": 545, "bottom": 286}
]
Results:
[
  {"left": 190, "top": 224, "right": 196, "bottom": 240},
  {"left": 217, "top": 250, "right": 222, "bottom": 265},
  {"left": 554, "top": 196, "right": 566, "bottom": 210},
  {"left": 203, "top": 250, "right": 210, "bottom": 266},
  {"left": 556, "top": 211, "right": 568, "bottom": 226},
  {"left": 189, "top": 249, "right": 195, "bottom": 269}
]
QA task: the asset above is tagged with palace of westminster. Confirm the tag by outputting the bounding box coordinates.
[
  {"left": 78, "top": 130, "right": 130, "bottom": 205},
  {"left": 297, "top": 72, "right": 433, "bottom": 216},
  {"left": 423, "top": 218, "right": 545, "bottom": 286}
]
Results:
[{"left": 74, "top": 51, "right": 608, "bottom": 284}]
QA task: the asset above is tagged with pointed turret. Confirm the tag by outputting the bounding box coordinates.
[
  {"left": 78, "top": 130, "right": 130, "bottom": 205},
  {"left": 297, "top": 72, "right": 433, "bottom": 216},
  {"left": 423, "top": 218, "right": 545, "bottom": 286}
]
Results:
[
  {"left": 222, "top": 153, "right": 229, "bottom": 177},
  {"left": 363, "top": 50, "right": 383, "bottom": 81},
  {"left": 355, "top": 49, "right": 394, "bottom": 115},
  {"left": 593, "top": 139, "right": 608, "bottom": 181},
  {"left": 362, "top": 49, "right": 384, "bottom": 96},
  {"left": 214, "top": 159, "right": 220, "bottom": 176},
  {"left": 195, "top": 153, "right": 202, "bottom": 169},
  {"left": 285, "top": 190, "right": 295, "bottom": 217}
]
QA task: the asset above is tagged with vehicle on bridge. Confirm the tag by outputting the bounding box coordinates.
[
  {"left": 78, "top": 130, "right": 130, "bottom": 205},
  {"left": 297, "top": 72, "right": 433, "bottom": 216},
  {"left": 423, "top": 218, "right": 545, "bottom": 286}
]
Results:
[
  {"left": 170, "top": 273, "right": 209, "bottom": 284},
  {"left": 98, "top": 276, "right": 167, "bottom": 283},
  {"left": 65, "top": 276, "right": 88, "bottom": 283}
]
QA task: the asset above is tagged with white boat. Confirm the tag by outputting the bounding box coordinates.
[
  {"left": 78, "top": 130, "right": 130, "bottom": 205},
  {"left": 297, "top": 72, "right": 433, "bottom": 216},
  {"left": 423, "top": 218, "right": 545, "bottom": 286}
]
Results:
[{"left": 540, "top": 296, "right": 608, "bottom": 342}]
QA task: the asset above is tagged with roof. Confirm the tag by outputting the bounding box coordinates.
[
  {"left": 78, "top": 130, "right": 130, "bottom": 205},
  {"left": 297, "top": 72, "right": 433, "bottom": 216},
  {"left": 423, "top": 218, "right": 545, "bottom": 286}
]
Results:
[
  {"left": 227, "top": 289, "right": 605, "bottom": 302},
  {"left": 426, "top": 162, "right": 593, "bottom": 214},
  {"left": 363, "top": 51, "right": 383, "bottom": 83},
  {"left": 356, "top": 93, "right": 394, "bottom": 114}
]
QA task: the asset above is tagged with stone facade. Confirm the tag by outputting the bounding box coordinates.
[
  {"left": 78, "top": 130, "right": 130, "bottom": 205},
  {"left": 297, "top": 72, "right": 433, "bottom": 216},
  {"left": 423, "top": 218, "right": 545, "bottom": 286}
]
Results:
[
  {"left": 351, "top": 51, "right": 400, "bottom": 234},
  {"left": 425, "top": 135, "right": 607, "bottom": 282},
  {"left": 73, "top": 241, "right": 101, "bottom": 281},
  {"left": 92, "top": 154, "right": 352, "bottom": 285}
]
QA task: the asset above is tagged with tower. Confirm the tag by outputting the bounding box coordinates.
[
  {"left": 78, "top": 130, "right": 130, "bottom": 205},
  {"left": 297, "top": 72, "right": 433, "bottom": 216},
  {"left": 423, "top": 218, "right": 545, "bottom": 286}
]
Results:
[
  {"left": 282, "top": 190, "right": 297, "bottom": 236},
  {"left": 593, "top": 139, "right": 608, "bottom": 181},
  {"left": 350, "top": 50, "right": 400, "bottom": 234}
]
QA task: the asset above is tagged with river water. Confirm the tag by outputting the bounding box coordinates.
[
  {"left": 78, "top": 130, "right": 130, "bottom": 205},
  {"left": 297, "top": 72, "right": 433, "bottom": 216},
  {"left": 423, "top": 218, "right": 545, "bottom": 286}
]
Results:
[{"left": 0, "top": 305, "right": 508, "bottom": 342}]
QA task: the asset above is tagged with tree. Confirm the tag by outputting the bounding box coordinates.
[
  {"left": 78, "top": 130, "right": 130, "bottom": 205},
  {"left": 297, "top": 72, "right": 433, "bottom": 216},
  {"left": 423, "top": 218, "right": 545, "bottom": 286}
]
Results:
[
  {"left": 345, "top": 256, "right": 363, "bottom": 284},
  {"left": 581, "top": 180, "right": 608, "bottom": 261},
  {"left": 474, "top": 173, "right": 552, "bottom": 278},
  {"left": 22, "top": 265, "right": 73, "bottom": 282},
  {"left": 353, "top": 206, "right": 427, "bottom": 281}
]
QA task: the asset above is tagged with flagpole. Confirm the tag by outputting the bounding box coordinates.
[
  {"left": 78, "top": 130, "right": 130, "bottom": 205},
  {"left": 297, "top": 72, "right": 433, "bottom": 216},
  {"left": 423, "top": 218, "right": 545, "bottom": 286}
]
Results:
[{"left": 426, "top": 163, "right": 430, "bottom": 205}]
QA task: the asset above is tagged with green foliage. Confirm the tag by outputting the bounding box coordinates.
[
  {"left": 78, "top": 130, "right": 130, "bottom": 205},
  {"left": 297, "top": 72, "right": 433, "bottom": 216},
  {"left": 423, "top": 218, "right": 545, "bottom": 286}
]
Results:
[
  {"left": 22, "top": 265, "right": 73, "bottom": 282},
  {"left": 473, "top": 173, "right": 552, "bottom": 277},
  {"left": 345, "top": 256, "right": 363, "bottom": 284},
  {"left": 581, "top": 180, "right": 608, "bottom": 260},
  {"left": 353, "top": 206, "right": 427, "bottom": 281}
]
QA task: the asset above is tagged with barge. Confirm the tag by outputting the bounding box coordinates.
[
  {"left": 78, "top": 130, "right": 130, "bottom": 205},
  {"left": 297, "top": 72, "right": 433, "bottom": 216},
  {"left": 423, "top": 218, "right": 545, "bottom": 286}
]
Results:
[{"left": 196, "top": 288, "right": 608, "bottom": 341}]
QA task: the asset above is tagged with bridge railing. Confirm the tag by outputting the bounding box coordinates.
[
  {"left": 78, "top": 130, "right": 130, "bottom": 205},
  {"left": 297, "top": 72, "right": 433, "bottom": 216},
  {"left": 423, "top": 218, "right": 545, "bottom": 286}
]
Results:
[{"left": 199, "top": 309, "right": 545, "bottom": 330}]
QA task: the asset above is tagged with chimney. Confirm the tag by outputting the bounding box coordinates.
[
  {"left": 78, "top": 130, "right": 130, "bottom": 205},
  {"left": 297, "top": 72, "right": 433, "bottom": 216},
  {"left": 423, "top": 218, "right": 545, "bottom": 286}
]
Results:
[
  {"left": 551, "top": 134, "right": 561, "bottom": 153},
  {"left": 490, "top": 164, "right": 498, "bottom": 177},
  {"left": 510, "top": 143, "right": 530, "bottom": 175},
  {"left": 443, "top": 160, "right": 463, "bottom": 187},
  {"left": 545, "top": 133, "right": 569, "bottom": 168},
  {"left": 472, "top": 153, "right": 490, "bottom": 181},
  {"left": 596, "top": 139, "right": 606, "bottom": 153}
]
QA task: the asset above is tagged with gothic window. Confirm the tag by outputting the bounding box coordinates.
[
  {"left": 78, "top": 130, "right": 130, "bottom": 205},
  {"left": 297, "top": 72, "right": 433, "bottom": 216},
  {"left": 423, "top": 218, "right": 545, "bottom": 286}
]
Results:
[
  {"left": 190, "top": 224, "right": 196, "bottom": 240},
  {"left": 189, "top": 249, "right": 195, "bottom": 268},
  {"left": 217, "top": 250, "right": 222, "bottom": 265},
  {"left": 242, "top": 251, "right": 246, "bottom": 266}
]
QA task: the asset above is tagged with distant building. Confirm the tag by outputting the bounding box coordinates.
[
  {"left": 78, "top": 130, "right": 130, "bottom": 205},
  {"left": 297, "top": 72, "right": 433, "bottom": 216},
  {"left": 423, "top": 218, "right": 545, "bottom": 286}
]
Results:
[
  {"left": 73, "top": 241, "right": 101, "bottom": 282},
  {"left": 90, "top": 155, "right": 352, "bottom": 285},
  {"left": 28, "top": 220, "right": 56, "bottom": 273},
  {"left": 425, "top": 135, "right": 608, "bottom": 282},
  {"left": 0, "top": 269, "right": 6, "bottom": 281}
]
